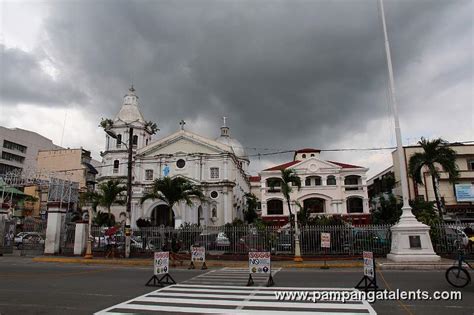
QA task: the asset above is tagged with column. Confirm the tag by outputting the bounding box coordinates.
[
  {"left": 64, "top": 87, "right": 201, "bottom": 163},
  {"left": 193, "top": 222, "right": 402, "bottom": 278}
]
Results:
[
  {"left": 73, "top": 222, "right": 87, "bottom": 256},
  {"left": 44, "top": 202, "right": 68, "bottom": 255}
]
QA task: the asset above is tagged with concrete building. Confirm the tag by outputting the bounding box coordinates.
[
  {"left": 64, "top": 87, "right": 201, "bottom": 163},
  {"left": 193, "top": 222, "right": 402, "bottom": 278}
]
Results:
[
  {"left": 392, "top": 143, "right": 474, "bottom": 222},
  {"left": 98, "top": 87, "right": 250, "bottom": 228},
  {"left": 257, "top": 148, "right": 370, "bottom": 225},
  {"left": 0, "top": 126, "right": 60, "bottom": 175},
  {"left": 36, "top": 148, "right": 99, "bottom": 193}
]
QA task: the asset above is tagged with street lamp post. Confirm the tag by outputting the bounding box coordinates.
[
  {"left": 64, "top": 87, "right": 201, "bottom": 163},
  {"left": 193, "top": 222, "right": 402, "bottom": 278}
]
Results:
[{"left": 84, "top": 207, "right": 93, "bottom": 259}]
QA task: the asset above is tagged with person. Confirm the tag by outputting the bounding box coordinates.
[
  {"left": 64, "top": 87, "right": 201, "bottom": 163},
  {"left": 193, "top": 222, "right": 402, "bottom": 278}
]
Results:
[
  {"left": 105, "top": 235, "right": 117, "bottom": 258},
  {"left": 464, "top": 227, "right": 473, "bottom": 251}
]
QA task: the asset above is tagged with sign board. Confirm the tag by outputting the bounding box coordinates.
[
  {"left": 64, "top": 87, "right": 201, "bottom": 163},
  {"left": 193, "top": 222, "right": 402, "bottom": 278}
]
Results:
[
  {"left": 191, "top": 246, "right": 206, "bottom": 262},
  {"left": 363, "top": 251, "right": 374, "bottom": 279},
  {"left": 321, "top": 232, "right": 331, "bottom": 248},
  {"left": 249, "top": 252, "right": 271, "bottom": 274},
  {"left": 455, "top": 184, "right": 474, "bottom": 202},
  {"left": 154, "top": 252, "right": 169, "bottom": 275},
  {"left": 409, "top": 235, "right": 421, "bottom": 249}
]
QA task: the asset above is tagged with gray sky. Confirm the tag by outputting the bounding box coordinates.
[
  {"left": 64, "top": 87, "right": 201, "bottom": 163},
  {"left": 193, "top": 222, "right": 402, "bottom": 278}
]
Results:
[{"left": 1, "top": 0, "right": 472, "bottom": 177}]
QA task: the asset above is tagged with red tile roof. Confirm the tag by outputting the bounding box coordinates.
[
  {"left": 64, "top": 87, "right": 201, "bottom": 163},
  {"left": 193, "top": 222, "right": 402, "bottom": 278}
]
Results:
[
  {"left": 263, "top": 160, "right": 300, "bottom": 171},
  {"left": 249, "top": 176, "right": 261, "bottom": 182},
  {"left": 295, "top": 148, "right": 321, "bottom": 153},
  {"left": 327, "top": 160, "right": 363, "bottom": 169}
]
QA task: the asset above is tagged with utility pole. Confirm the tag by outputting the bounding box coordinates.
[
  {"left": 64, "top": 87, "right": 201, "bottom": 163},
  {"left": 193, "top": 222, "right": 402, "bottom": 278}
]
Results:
[{"left": 125, "top": 127, "right": 133, "bottom": 259}]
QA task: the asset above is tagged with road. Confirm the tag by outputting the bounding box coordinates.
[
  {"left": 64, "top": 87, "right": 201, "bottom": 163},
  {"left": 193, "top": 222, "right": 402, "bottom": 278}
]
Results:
[{"left": 0, "top": 257, "right": 472, "bottom": 315}]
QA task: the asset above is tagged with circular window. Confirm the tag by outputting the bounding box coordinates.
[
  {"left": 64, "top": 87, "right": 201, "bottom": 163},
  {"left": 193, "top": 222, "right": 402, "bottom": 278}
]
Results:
[
  {"left": 210, "top": 191, "right": 219, "bottom": 199},
  {"left": 176, "top": 159, "right": 186, "bottom": 169}
]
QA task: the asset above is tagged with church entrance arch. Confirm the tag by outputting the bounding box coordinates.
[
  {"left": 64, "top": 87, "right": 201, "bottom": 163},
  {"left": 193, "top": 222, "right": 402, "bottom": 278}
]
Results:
[{"left": 151, "top": 204, "right": 175, "bottom": 227}]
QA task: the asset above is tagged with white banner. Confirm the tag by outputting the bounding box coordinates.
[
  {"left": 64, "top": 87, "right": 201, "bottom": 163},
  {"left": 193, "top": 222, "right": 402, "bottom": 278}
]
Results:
[
  {"left": 363, "top": 251, "right": 374, "bottom": 279},
  {"left": 321, "top": 232, "right": 331, "bottom": 248},
  {"left": 154, "top": 251, "right": 169, "bottom": 275},
  {"left": 191, "top": 246, "right": 206, "bottom": 262},
  {"left": 249, "top": 252, "right": 271, "bottom": 274}
]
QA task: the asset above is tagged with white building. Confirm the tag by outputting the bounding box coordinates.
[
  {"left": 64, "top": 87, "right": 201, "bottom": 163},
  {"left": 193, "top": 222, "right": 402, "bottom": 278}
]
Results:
[
  {"left": 98, "top": 87, "right": 250, "bottom": 228},
  {"left": 258, "top": 148, "right": 370, "bottom": 225}
]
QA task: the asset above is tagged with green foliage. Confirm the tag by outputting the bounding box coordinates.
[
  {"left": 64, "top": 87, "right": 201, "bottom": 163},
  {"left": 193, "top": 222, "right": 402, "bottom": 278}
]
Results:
[
  {"left": 371, "top": 194, "right": 402, "bottom": 225},
  {"left": 94, "top": 211, "right": 115, "bottom": 227},
  {"left": 99, "top": 118, "right": 114, "bottom": 130},
  {"left": 136, "top": 218, "right": 152, "bottom": 228},
  {"left": 140, "top": 176, "right": 204, "bottom": 225},
  {"left": 85, "top": 179, "right": 127, "bottom": 226},
  {"left": 244, "top": 193, "right": 259, "bottom": 224},
  {"left": 410, "top": 199, "right": 441, "bottom": 226},
  {"left": 408, "top": 137, "right": 459, "bottom": 216},
  {"left": 306, "top": 215, "right": 346, "bottom": 226},
  {"left": 145, "top": 121, "right": 159, "bottom": 135}
]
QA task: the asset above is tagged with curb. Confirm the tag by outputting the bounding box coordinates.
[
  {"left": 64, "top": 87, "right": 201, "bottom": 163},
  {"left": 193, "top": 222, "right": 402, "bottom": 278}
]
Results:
[{"left": 32, "top": 257, "right": 364, "bottom": 269}]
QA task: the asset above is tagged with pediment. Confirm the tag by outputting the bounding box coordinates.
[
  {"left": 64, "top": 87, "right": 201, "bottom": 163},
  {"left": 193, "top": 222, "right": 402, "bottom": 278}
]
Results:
[
  {"left": 137, "top": 130, "right": 231, "bottom": 157},
  {"left": 291, "top": 158, "right": 342, "bottom": 173}
]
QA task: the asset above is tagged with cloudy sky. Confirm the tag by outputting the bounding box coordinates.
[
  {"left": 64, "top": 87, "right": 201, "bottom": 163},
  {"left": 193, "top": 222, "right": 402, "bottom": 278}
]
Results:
[{"left": 1, "top": 0, "right": 472, "bottom": 177}]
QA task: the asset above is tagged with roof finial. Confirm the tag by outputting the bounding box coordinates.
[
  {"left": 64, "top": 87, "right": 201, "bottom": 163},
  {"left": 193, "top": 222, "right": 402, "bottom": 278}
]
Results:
[
  {"left": 129, "top": 84, "right": 135, "bottom": 92},
  {"left": 179, "top": 119, "right": 186, "bottom": 131},
  {"left": 222, "top": 116, "right": 227, "bottom": 127}
]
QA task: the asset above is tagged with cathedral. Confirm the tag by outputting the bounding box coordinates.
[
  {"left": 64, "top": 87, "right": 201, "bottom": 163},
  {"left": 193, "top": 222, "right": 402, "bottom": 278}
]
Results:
[{"left": 98, "top": 87, "right": 250, "bottom": 228}]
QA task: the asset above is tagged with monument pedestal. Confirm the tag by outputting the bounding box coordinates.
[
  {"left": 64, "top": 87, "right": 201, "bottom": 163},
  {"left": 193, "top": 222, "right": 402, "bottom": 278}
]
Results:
[{"left": 387, "top": 207, "right": 440, "bottom": 262}]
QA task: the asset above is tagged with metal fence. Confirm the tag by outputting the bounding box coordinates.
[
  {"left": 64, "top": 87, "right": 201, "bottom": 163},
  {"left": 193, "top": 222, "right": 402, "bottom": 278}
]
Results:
[
  {"left": 84, "top": 223, "right": 472, "bottom": 258},
  {"left": 430, "top": 223, "right": 473, "bottom": 255},
  {"left": 19, "top": 217, "right": 47, "bottom": 255},
  {"left": 0, "top": 219, "right": 16, "bottom": 255}
]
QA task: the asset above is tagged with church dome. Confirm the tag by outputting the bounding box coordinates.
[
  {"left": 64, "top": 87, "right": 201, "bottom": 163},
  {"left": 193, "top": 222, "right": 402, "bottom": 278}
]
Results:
[
  {"left": 215, "top": 122, "right": 248, "bottom": 160},
  {"left": 114, "top": 86, "right": 146, "bottom": 124}
]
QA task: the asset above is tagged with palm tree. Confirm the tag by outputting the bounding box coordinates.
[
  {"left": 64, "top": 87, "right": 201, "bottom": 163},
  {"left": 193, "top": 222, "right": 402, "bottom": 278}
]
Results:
[
  {"left": 86, "top": 179, "right": 127, "bottom": 226},
  {"left": 279, "top": 169, "right": 302, "bottom": 262},
  {"left": 408, "top": 137, "right": 459, "bottom": 217},
  {"left": 140, "top": 176, "right": 204, "bottom": 226},
  {"left": 280, "top": 169, "right": 302, "bottom": 219}
]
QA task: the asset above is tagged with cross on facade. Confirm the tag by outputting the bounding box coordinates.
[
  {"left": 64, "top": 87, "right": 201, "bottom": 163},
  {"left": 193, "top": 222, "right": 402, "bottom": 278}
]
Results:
[{"left": 179, "top": 120, "right": 186, "bottom": 130}]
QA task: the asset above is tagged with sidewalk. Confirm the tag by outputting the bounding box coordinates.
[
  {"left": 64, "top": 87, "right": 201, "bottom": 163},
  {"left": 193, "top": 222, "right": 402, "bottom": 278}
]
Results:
[{"left": 31, "top": 255, "right": 456, "bottom": 270}]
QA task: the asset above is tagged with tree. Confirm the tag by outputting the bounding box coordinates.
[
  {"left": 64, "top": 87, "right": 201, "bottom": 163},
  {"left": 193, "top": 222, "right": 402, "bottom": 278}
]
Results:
[
  {"left": 408, "top": 137, "right": 459, "bottom": 217},
  {"left": 371, "top": 194, "right": 402, "bottom": 225},
  {"left": 86, "top": 179, "right": 127, "bottom": 226},
  {"left": 280, "top": 169, "right": 302, "bottom": 222},
  {"left": 244, "top": 193, "right": 259, "bottom": 224},
  {"left": 140, "top": 176, "right": 204, "bottom": 226}
]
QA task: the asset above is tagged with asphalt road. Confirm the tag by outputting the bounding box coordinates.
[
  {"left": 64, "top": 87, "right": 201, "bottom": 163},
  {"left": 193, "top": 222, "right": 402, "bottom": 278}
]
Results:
[{"left": 0, "top": 256, "right": 473, "bottom": 315}]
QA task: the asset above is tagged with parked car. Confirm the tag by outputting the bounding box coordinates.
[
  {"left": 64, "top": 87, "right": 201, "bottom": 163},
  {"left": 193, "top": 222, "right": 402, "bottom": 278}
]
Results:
[
  {"left": 194, "top": 232, "right": 230, "bottom": 250},
  {"left": 14, "top": 232, "right": 43, "bottom": 248},
  {"left": 17, "top": 233, "right": 45, "bottom": 249}
]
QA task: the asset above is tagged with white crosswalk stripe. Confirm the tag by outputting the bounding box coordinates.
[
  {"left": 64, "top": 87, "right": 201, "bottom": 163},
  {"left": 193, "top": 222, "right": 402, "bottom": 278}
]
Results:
[
  {"left": 95, "top": 268, "right": 377, "bottom": 315},
  {"left": 182, "top": 267, "right": 280, "bottom": 286}
]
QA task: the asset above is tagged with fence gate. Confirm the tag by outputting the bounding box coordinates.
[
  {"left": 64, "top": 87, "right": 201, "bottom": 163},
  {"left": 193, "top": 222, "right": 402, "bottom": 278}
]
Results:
[
  {"left": 20, "top": 217, "right": 47, "bottom": 255},
  {"left": 0, "top": 218, "right": 16, "bottom": 255},
  {"left": 60, "top": 223, "right": 76, "bottom": 255}
]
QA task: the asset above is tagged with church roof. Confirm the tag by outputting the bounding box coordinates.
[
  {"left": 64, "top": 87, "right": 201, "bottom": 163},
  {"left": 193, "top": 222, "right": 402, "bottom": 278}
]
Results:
[{"left": 114, "top": 86, "right": 146, "bottom": 124}]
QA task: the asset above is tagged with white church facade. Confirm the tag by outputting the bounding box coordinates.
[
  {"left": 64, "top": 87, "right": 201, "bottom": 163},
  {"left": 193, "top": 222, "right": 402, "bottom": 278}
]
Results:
[{"left": 98, "top": 87, "right": 250, "bottom": 228}]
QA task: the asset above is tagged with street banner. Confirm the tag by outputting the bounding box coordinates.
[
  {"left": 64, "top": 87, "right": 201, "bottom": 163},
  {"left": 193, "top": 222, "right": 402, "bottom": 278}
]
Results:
[
  {"left": 363, "top": 251, "right": 374, "bottom": 279},
  {"left": 154, "top": 252, "right": 169, "bottom": 275},
  {"left": 249, "top": 252, "right": 271, "bottom": 274},
  {"left": 321, "top": 232, "right": 331, "bottom": 248},
  {"left": 191, "top": 246, "right": 206, "bottom": 262}
]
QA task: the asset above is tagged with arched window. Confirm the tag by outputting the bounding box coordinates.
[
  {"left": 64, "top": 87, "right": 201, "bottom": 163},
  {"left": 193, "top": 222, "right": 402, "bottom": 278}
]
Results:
[
  {"left": 344, "top": 175, "right": 360, "bottom": 191},
  {"left": 305, "top": 176, "right": 321, "bottom": 186},
  {"left": 303, "top": 198, "right": 325, "bottom": 214},
  {"left": 267, "top": 199, "right": 283, "bottom": 215},
  {"left": 145, "top": 138, "right": 149, "bottom": 146},
  {"left": 347, "top": 197, "right": 363, "bottom": 213},
  {"left": 132, "top": 135, "right": 138, "bottom": 147},
  {"left": 116, "top": 134, "right": 122, "bottom": 148},
  {"left": 267, "top": 178, "right": 282, "bottom": 192},
  {"left": 113, "top": 160, "right": 119, "bottom": 173},
  {"left": 302, "top": 154, "right": 306, "bottom": 158},
  {"left": 212, "top": 208, "right": 217, "bottom": 218},
  {"left": 327, "top": 175, "right": 336, "bottom": 185},
  {"left": 305, "top": 177, "right": 311, "bottom": 186}
]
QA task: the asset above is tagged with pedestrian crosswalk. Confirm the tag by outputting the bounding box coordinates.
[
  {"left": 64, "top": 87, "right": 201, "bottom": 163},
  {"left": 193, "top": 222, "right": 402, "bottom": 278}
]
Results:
[
  {"left": 95, "top": 268, "right": 377, "bottom": 315},
  {"left": 182, "top": 267, "right": 280, "bottom": 286}
]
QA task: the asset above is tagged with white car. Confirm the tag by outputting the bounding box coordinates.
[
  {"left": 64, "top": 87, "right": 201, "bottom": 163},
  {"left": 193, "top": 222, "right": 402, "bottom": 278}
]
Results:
[{"left": 14, "top": 232, "right": 43, "bottom": 247}]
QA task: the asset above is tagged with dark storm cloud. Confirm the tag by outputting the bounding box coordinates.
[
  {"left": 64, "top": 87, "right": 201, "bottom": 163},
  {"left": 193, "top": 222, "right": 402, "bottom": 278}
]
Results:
[
  {"left": 4, "top": 0, "right": 472, "bottom": 168},
  {"left": 0, "top": 45, "right": 86, "bottom": 105}
]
